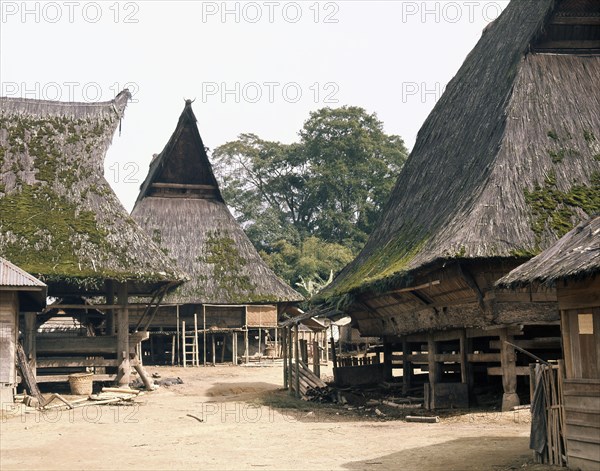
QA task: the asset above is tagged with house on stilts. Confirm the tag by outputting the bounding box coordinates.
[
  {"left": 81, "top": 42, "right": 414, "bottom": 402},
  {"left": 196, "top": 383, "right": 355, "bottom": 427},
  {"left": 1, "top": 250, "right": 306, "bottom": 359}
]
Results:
[
  {"left": 316, "top": 0, "right": 600, "bottom": 410},
  {"left": 131, "top": 100, "right": 303, "bottom": 366},
  {"left": 0, "top": 91, "right": 187, "bottom": 388},
  {"left": 498, "top": 216, "right": 599, "bottom": 470}
]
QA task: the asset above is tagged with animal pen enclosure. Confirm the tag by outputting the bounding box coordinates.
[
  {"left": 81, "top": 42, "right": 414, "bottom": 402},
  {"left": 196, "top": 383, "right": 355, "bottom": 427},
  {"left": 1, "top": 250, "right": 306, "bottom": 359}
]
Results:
[{"left": 315, "top": 0, "right": 600, "bottom": 411}]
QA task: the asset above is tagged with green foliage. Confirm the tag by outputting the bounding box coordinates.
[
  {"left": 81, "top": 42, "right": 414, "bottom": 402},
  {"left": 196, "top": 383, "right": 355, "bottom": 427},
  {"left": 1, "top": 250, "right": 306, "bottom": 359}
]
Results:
[
  {"left": 212, "top": 106, "right": 408, "bottom": 289},
  {"left": 260, "top": 236, "right": 354, "bottom": 290},
  {"left": 547, "top": 130, "right": 559, "bottom": 141}
]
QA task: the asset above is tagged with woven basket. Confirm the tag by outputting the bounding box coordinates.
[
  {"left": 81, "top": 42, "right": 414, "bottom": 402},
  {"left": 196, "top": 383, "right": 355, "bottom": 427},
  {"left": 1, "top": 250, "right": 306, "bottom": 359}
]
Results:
[{"left": 68, "top": 372, "right": 94, "bottom": 395}]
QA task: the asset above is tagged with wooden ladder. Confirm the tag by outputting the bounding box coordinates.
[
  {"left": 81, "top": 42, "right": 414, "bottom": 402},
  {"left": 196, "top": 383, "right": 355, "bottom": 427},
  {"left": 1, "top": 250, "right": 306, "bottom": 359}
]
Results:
[{"left": 181, "top": 320, "right": 199, "bottom": 367}]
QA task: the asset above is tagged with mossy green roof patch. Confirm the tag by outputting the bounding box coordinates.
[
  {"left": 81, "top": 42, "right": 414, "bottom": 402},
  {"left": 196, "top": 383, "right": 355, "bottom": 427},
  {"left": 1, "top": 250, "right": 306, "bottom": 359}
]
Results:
[{"left": 0, "top": 93, "right": 186, "bottom": 293}]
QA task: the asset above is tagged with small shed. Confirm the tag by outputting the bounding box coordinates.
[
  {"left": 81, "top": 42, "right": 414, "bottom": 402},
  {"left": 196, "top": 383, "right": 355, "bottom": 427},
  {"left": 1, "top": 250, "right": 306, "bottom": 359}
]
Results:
[
  {"left": 498, "top": 216, "right": 600, "bottom": 471},
  {"left": 0, "top": 258, "right": 46, "bottom": 405}
]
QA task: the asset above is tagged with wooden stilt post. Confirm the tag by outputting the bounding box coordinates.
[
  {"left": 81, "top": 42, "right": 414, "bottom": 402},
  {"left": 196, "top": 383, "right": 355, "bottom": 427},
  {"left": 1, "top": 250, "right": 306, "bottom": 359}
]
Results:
[
  {"left": 194, "top": 312, "right": 200, "bottom": 367},
  {"left": 171, "top": 334, "right": 176, "bottom": 365},
  {"left": 426, "top": 333, "right": 438, "bottom": 410},
  {"left": 203, "top": 305, "right": 206, "bottom": 367},
  {"left": 383, "top": 337, "right": 393, "bottom": 382},
  {"left": 212, "top": 334, "right": 216, "bottom": 366},
  {"left": 294, "top": 323, "right": 300, "bottom": 398},
  {"left": 402, "top": 339, "right": 413, "bottom": 394},
  {"left": 500, "top": 328, "right": 520, "bottom": 411},
  {"left": 220, "top": 335, "right": 226, "bottom": 363},
  {"left": 116, "top": 282, "right": 130, "bottom": 386},
  {"left": 23, "top": 312, "right": 37, "bottom": 380},
  {"left": 282, "top": 327, "right": 288, "bottom": 389},
  {"left": 182, "top": 320, "right": 187, "bottom": 368},
  {"left": 287, "top": 327, "right": 293, "bottom": 395},
  {"left": 244, "top": 306, "right": 249, "bottom": 364},
  {"left": 258, "top": 326, "right": 262, "bottom": 356},
  {"left": 274, "top": 327, "right": 278, "bottom": 357},
  {"left": 313, "top": 339, "right": 320, "bottom": 378},
  {"left": 231, "top": 332, "right": 237, "bottom": 365},
  {"left": 105, "top": 280, "right": 115, "bottom": 335},
  {"left": 176, "top": 305, "right": 180, "bottom": 366}
]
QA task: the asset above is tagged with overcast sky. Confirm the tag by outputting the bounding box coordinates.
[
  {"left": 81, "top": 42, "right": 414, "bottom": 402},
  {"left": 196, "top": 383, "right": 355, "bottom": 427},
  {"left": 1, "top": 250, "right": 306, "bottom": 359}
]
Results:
[{"left": 0, "top": 0, "right": 508, "bottom": 211}]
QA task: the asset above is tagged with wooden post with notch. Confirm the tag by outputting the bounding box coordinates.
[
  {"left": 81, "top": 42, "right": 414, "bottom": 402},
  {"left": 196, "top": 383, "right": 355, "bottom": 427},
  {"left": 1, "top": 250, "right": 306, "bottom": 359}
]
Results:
[{"left": 116, "top": 282, "right": 130, "bottom": 386}]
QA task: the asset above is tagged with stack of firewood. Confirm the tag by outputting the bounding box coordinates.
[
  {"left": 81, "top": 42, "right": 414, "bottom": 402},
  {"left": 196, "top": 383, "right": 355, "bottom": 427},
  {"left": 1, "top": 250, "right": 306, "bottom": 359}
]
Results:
[{"left": 290, "top": 361, "right": 333, "bottom": 402}]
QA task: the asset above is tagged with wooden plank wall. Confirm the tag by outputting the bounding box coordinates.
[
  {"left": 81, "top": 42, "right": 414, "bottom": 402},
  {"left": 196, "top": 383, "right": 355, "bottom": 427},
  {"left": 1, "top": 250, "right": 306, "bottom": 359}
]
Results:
[
  {"left": 0, "top": 291, "right": 18, "bottom": 384},
  {"left": 563, "top": 379, "right": 600, "bottom": 471}
]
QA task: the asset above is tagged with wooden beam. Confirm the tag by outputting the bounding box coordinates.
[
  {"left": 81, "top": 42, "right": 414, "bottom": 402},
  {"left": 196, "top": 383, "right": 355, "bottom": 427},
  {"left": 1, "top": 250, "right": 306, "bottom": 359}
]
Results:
[
  {"left": 489, "top": 337, "right": 561, "bottom": 350},
  {"left": 488, "top": 366, "right": 532, "bottom": 376},
  {"left": 550, "top": 17, "right": 600, "bottom": 26},
  {"left": 37, "top": 358, "right": 119, "bottom": 368},
  {"left": 150, "top": 182, "right": 217, "bottom": 190},
  {"left": 392, "top": 280, "right": 440, "bottom": 294}
]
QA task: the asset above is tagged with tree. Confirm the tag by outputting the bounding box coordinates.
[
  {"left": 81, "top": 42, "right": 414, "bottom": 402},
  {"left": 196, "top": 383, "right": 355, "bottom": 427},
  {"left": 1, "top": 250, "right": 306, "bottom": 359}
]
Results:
[{"left": 212, "top": 106, "right": 408, "bottom": 288}]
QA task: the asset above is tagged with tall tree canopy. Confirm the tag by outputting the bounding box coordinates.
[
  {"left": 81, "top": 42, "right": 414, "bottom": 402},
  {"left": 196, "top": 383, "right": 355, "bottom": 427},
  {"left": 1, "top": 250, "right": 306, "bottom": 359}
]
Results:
[{"left": 212, "top": 106, "right": 408, "bottom": 294}]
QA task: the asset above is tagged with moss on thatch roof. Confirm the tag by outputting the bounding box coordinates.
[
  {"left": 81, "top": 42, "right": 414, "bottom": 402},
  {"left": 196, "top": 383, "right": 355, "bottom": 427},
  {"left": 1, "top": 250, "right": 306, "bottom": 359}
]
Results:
[
  {"left": 497, "top": 215, "right": 600, "bottom": 288},
  {"left": 0, "top": 91, "right": 187, "bottom": 295},
  {"left": 321, "top": 0, "right": 600, "bottom": 302},
  {"left": 131, "top": 101, "right": 303, "bottom": 305}
]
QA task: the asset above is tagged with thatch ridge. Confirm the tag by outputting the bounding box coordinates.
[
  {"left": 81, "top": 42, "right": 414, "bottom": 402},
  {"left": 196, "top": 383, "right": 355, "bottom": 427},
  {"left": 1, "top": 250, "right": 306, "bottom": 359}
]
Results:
[
  {"left": 132, "top": 102, "right": 303, "bottom": 304},
  {"left": 322, "top": 0, "right": 600, "bottom": 301},
  {"left": 497, "top": 215, "right": 600, "bottom": 287},
  {"left": 0, "top": 91, "right": 187, "bottom": 294}
]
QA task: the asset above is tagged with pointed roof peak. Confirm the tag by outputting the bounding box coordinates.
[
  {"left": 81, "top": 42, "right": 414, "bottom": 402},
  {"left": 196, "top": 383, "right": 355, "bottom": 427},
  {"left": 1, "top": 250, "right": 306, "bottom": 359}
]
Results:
[{"left": 134, "top": 101, "right": 222, "bottom": 206}]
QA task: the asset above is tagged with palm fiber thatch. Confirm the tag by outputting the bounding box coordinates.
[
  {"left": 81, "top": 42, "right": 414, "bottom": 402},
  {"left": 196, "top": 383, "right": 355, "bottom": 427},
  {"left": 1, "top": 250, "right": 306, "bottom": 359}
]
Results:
[
  {"left": 322, "top": 0, "right": 600, "bottom": 303},
  {"left": 0, "top": 91, "right": 187, "bottom": 295},
  {"left": 498, "top": 216, "right": 599, "bottom": 287},
  {"left": 131, "top": 101, "right": 303, "bottom": 305}
]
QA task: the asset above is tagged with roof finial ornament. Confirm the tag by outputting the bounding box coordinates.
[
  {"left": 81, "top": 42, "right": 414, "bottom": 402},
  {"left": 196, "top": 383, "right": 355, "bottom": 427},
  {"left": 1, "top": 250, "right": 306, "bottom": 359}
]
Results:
[{"left": 184, "top": 98, "right": 196, "bottom": 105}]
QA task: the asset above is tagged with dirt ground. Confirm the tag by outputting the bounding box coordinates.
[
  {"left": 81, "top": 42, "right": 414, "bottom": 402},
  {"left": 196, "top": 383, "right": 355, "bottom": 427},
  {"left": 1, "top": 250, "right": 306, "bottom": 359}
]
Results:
[{"left": 0, "top": 364, "right": 562, "bottom": 471}]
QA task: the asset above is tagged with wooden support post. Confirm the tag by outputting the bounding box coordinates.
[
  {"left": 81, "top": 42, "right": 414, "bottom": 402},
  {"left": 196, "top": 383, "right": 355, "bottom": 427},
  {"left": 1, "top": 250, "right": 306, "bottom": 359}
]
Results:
[
  {"left": 131, "top": 356, "right": 153, "bottom": 390},
  {"left": 202, "top": 305, "right": 207, "bottom": 366},
  {"left": 427, "top": 333, "right": 438, "bottom": 410},
  {"left": 258, "top": 327, "right": 262, "bottom": 355},
  {"left": 287, "top": 327, "right": 293, "bottom": 395},
  {"left": 175, "top": 305, "right": 180, "bottom": 366},
  {"left": 194, "top": 312, "right": 199, "bottom": 367},
  {"left": 274, "top": 327, "right": 278, "bottom": 357},
  {"left": 182, "top": 320, "right": 186, "bottom": 368},
  {"left": 171, "top": 334, "right": 176, "bottom": 365},
  {"left": 105, "top": 280, "right": 115, "bottom": 335},
  {"left": 330, "top": 333, "right": 337, "bottom": 369},
  {"left": 244, "top": 328, "right": 249, "bottom": 364},
  {"left": 233, "top": 332, "right": 238, "bottom": 365},
  {"left": 294, "top": 323, "right": 300, "bottom": 399},
  {"left": 282, "top": 327, "right": 288, "bottom": 389},
  {"left": 212, "top": 334, "right": 216, "bottom": 366},
  {"left": 499, "top": 328, "right": 520, "bottom": 411},
  {"left": 402, "top": 339, "right": 413, "bottom": 394},
  {"left": 313, "top": 339, "right": 320, "bottom": 378},
  {"left": 23, "top": 312, "right": 37, "bottom": 380},
  {"left": 220, "top": 335, "right": 226, "bottom": 363},
  {"left": 116, "top": 282, "right": 130, "bottom": 387},
  {"left": 325, "top": 329, "right": 329, "bottom": 365},
  {"left": 383, "top": 338, "right": 393, "bottom": 382}
]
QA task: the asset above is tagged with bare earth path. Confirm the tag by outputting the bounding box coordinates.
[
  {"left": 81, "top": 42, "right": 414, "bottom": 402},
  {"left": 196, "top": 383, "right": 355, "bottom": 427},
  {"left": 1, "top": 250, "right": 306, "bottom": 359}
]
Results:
[{"left": 0, "top": 365, "right": 558, "bottom": 471}]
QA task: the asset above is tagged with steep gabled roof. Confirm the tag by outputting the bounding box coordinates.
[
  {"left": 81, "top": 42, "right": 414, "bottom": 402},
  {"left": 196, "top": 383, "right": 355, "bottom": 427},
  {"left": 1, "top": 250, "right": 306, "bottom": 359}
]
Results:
[
  {"left": 498, "top": 215, "right": 600, "bottom": 287},
  {"left": 132, "top": 101, "right": 303, "bottom": 305},
  {"left": 0, "top": 91, "right": 187, "bottom": 295},
  {"left": 322, "top": 0, "right": 600, "bottom": 302}
]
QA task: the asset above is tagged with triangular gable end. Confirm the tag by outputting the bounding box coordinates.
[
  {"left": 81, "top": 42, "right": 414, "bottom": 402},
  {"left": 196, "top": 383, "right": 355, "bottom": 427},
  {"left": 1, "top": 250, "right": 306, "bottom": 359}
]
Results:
[{"left": 136, "top": 100, "right": 223, "bottom": 204}]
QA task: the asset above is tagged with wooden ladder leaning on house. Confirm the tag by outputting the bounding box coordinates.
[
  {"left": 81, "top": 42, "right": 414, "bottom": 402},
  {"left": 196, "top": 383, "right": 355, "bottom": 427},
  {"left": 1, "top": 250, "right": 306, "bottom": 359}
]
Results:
[{"left": 181, "top": 316, "right": 200, "bottom": 367}]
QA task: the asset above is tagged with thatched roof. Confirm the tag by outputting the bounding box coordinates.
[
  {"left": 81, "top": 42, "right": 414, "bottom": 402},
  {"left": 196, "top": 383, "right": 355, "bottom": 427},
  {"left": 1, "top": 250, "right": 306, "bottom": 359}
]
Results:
[
  {"left": 322, "top": 0, "right": 600, "bottom": 303},
  {"left": 131, "top": 101, "right": 303, "bottom": 305},
  {"left": 0, "top": 91, "right": 187, "bottom": 295},
  {"left": 498, "top": 215, "right": 599, "bottom": 287}
]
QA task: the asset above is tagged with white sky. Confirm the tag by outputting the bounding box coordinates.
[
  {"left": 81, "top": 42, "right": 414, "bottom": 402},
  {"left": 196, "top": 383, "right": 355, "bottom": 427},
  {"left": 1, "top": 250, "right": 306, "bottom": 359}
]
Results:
[{"left": 0, "top": 0, "right": 508, "bottom": 211}]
